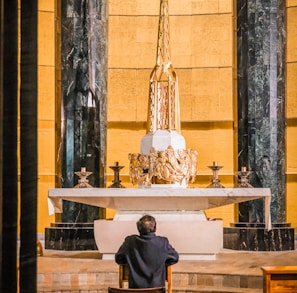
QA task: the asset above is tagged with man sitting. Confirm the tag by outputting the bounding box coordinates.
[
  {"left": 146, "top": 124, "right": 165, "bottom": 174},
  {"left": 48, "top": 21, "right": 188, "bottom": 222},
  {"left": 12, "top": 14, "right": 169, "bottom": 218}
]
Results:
[{"left": 115, "top": 214, "right": 179, "bottom": 288}]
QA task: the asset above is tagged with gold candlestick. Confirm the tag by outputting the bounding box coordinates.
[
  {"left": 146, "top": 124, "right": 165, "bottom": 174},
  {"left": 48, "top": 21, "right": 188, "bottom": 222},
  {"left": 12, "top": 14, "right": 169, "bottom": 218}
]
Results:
[{"left": 207, "top": 161, "right": 224, "bottom": 188}]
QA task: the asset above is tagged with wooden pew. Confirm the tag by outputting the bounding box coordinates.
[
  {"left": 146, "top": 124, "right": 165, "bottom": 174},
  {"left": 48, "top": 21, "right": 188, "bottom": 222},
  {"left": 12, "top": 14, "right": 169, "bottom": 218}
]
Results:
[
  {"left": 261, "top": 266, "right": 297, "bottom": 293},
  {"left": 119, "top": 264, "right": 172, "bottom": 293}
]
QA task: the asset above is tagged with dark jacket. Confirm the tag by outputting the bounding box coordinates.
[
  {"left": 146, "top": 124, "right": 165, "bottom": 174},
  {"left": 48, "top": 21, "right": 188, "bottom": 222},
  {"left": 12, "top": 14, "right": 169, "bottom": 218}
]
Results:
[{"left": 115, "top": 232, "right": 179, "bottom": 288}]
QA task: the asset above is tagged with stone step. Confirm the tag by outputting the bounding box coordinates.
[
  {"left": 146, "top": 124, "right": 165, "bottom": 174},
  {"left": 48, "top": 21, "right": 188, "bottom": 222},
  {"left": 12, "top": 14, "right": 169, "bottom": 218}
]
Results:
[
  {"left": 173, "top": 285, "right": 262, "bottom": 293},
  {"left": 37, "top": 286, "right": 262, "bottom": 293},
  {"left": 37, "top": 272, "right": 262, "bottom": 293}
]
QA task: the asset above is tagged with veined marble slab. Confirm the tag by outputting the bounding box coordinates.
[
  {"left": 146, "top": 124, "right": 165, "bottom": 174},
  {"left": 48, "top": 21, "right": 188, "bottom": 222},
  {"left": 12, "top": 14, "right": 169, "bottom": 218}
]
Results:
[
  {"left": 48, "top": 187, "right": 271, "bottom": 229},
  {"left": 47, "top": 187, "right": 271, "bottom": 259}
]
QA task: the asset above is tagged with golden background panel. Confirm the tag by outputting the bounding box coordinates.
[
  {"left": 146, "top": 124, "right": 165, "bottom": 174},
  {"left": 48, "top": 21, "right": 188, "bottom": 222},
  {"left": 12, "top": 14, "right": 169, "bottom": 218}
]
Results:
[
  {"left": 180, "top": 93, "right": 193, "bottom": 121},
  {"left": 38, "top": 126, "right": 56, "bottom": 175},
  {"left": 286, "top": 7, "right": 297, "bottom": 63},
  {"left": 191, "top": 0, "right": 232, "bottom": 14},
  {"left": 108, "top": 0, "right": 233, "bottom": 16},
  {"left": 192, "top": 14, "right": 233, "bottom": 68},
  {"left": 286, "top": 180, "right": 297, "bottom": 229},
  {"left": 38, "top": 66, "right": 55, "bottom": 120},
  {"left": 38, "top": 10, "right": 55, "bottom": 66},
  {"left": 108, "top": 16, "right": 138, "bottom": 66},
  {"left": 38, "top": 0, "right": 55, "bottom": 12},
  {"left": 190, "top": 68, "right": 233, "bottom": 121},
  {"left": 218, "top": 0, "right": 233, "bottom": 14},
  {"left": 177, "top": 70, "right": 192, "bottom": 121},
  {"left": 108, "top": 16, "right": 158, "bottom": 68},
  {"left": 287, "top": 0, "right": 297, "bottom": 8},
  {"left": 170, "top": 17, "right": 193, "bottom": 68},
  {"left": 286, "top": 63, "right": 297, "bottom": 118},
  {"left": 108, "top": 69, "right": 145, "bottom": 121},
  {"left": 182, "top": 127, "right": 234, "bottom": 174},
  {"left": 109, "top": 0, "right": 145, "bottom": 16},
  {"left": 107, "top": 128, "right": 146, "bottom": 174},
  {"left": 136, "top": 0, "right": 160, "bottom": 15},
  {"left": 286, "top": 126, "right": 297, "bottom": 173},
  {"left": 135, "top": 71, "right": 152, "bottom": 121},
  {"left": 205, "top": 205, "right": 235, "bottom": 227},
  {"left": 38, "top": 179, "right": 56, "bottom": 232}
]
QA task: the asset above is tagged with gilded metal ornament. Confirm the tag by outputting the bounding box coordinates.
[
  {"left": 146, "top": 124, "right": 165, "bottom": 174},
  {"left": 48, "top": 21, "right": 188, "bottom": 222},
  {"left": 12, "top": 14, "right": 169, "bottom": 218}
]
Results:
[
  {"left": 129, "top": 0, "right": 198, "bottom": 187},
  {"left": 129, "top": 146, "right": 198, "bottom": 186},
  {"left": 74, "top": 167, "right": 93, "bottom": 188}
]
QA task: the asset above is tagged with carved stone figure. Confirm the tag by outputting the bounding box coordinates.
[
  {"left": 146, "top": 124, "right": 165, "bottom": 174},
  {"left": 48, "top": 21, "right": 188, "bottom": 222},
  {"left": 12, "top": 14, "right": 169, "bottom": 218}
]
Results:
[{"left": 128, "top": 145, "right": 198, "bottom": 186}]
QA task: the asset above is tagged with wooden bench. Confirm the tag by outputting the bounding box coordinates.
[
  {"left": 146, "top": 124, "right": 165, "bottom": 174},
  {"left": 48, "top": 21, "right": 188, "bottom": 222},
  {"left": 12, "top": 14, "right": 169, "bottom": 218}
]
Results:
[
  {"left": 119, "top": 264, "right": 172, "bottom": 293},
  {"left": 261, "top": 266, "right": 297, "bottom": 293}
]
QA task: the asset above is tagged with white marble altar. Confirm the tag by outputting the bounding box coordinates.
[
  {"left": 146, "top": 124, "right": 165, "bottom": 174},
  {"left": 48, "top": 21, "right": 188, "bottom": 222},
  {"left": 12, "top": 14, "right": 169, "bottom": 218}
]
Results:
[
  {"left": 48, "top": 187, "right": 271, "bottom": 215},
  {"left": 48, "top": 187, "right": 271, "bottom": 260}
]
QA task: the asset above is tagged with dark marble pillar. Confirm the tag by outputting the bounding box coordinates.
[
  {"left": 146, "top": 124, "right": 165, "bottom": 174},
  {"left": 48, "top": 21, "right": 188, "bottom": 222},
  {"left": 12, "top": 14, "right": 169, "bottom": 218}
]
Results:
[
  {"left": 237, "top": 0, "right": 286, "bottom": 224},
  {"left": 1, "top": 0, "right": 18, "bottom": 290},
  {"left": 60, "top": 0, "right": 108, "bottom": 222}
]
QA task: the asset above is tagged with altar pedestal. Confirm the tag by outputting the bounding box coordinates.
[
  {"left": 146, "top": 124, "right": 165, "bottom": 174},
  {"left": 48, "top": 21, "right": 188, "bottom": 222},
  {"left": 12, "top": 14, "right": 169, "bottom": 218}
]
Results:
[
  {"left": 94, "top": 210, "right": 223, "bottom": 260},
  {"left": 95, "top": 215, "right": 223, "bottom": 260}
]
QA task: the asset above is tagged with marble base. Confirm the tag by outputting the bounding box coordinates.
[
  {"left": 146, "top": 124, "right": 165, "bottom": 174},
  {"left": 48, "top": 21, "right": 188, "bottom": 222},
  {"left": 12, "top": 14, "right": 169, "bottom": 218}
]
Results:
[
  {"left": 94, "top": 212, "right": 223, "bottom": 260},
  {"left": 45, "top": 222, "right": 97, "bottom": 251},
  {"left": 140, "top": 130, "right": 186, "bottom": 155},
  {"left": 223, "top": 222, "right": 295, "bottom": 251}
]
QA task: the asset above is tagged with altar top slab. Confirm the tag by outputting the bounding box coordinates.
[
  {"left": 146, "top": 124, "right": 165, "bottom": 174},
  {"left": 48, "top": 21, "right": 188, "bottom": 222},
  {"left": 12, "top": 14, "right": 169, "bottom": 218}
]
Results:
[{"left": 48, "top": 187, "right": 271, "bottom": 215}]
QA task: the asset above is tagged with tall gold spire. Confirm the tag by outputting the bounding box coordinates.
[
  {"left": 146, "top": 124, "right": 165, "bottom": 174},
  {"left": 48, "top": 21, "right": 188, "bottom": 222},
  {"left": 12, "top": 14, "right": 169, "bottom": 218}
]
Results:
[
  {"left": 129, "top": 0, "right": 198, "bottom": 187},
  {"left": 146, "top": 0, "right": 181, "bottom": 133}
]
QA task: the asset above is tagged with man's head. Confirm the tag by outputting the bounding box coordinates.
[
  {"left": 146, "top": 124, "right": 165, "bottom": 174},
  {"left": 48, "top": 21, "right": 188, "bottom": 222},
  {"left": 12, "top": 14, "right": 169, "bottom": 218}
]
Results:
[{"left": 137, "top": 214, "right": 156, "bottom": 235}]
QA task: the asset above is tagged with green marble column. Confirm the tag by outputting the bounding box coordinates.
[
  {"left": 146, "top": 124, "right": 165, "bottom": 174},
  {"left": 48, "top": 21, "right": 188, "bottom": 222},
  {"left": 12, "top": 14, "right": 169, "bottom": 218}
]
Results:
[
  {"left": 237, "top": 0, "right": 286, "bottom": 224},
  {"left": 60, "top": 0, "right": 108, "bottom": 222}
]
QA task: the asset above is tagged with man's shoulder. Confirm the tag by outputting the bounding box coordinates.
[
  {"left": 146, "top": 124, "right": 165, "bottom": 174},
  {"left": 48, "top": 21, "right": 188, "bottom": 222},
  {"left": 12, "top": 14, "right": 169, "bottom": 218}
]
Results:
[
  {"left": 125, "top": 234, "right": 139, "bottom": 241},
  {"left": 154, "top": 235, "right": 170, "bottom": 243}
]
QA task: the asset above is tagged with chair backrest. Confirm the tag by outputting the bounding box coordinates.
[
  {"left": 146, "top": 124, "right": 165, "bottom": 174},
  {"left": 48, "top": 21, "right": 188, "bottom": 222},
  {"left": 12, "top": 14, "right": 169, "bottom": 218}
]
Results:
[
  {"left": 108, "top": 287, "right": 166, "bottom": 293},
  {"left": 118, "top": 264, "right": 172, "bottom": 293}
]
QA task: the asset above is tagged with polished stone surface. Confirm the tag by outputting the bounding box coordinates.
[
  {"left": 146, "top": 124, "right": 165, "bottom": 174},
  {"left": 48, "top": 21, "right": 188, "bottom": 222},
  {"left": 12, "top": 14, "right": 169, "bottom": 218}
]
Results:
[
  {"left": 94, "top": 219, "right": 223, "bottom": 260},
  {"left": 237, "top": 0, "right": 286, "bottom": 224},
  {"left": 60, "top": 0, "right": 108, "bottom": 222},
  {"left": 44, "top": 222, "right": 97, "bottom": 251},
  {"left": 224, "top": 223, "right": 295, "bottom": 251},
  {"left": 48, "top": 187, "right": 271, "bottom": 215},
  {"left": 48, "top": 187, "right": 272, "bottom": 254}
]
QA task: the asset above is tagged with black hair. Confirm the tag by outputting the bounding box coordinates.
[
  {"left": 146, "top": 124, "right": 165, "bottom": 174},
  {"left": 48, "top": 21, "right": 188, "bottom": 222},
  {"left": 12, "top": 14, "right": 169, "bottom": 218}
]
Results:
[{"left": 137, "top": 215, "right": 156, "bottom": 235}]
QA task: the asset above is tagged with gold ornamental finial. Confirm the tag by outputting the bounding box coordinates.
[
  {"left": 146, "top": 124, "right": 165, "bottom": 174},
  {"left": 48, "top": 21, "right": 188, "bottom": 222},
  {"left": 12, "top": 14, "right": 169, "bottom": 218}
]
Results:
[
  {"left": 156, "top": 0, "right": 171, "bottom": 66},
  {"left": 146, "top": 0, "right": 181, "bottom": 134}
]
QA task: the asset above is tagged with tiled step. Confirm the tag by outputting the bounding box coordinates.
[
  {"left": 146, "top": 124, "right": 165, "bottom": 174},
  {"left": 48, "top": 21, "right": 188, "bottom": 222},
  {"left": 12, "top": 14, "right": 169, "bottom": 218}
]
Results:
[
  {"left": 37, "top": 272, "right": 262, "bottom": 293},
  {"left": 38, "top": 285, "right": 107, "bottom": 293},
  {"left": 172, "top": 272, "right": 262, "bottom": 292},
  {"left": 38, "top": 286, "right": 262, "bottom": 293},
  {"left": 174, "top": 285, "right": 262, "bottom": 293}
]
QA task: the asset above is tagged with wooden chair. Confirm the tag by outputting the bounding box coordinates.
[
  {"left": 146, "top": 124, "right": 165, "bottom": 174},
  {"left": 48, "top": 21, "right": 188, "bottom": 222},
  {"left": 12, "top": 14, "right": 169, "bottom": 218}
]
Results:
[
  {"left": 119, "top": 264, "right": 172, "bottom": 293},
  {"left": 108, "top": 287, "right": 166, "bottom": 293},
  {"left": 261, "top": 266, "right": 297, "bottom": 293}
]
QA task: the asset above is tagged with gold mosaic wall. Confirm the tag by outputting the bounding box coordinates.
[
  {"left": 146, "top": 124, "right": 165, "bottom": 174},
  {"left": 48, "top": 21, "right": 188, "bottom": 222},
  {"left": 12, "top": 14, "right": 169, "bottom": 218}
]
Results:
[
  {"left": 36, "top": 0, "right": 56, "bottom": 231},
  {"left": 286, "top": 1, "right": 297, "bottom": 231},
  {"left": 35, "top": 0, "right": 297, "bottom": 233}
]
